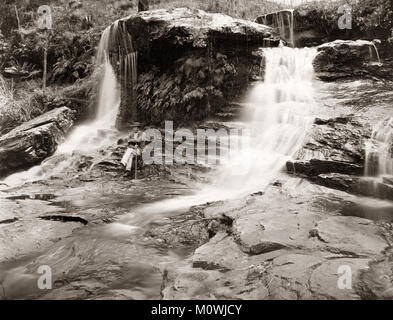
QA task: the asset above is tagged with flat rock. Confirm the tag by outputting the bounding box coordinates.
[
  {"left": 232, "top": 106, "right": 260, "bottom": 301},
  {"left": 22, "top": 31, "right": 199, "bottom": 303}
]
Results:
[
  {"left": 315, "top": 216, "right": 387, "bottom": 256},
  {"left": 192, "top": 232, "right": 286, "bottom": 271},
  {"left": 126, "top": 8, "right": 279, "bottom": 55},
  {"left": 162, "top": 262, "right": 269, "bottom": 300},
  {"left": 268, "top": 254, "right": 324, "bottom": 299},
  {"left": 309, "top": 258, "right": 371, "bottom": 300}
]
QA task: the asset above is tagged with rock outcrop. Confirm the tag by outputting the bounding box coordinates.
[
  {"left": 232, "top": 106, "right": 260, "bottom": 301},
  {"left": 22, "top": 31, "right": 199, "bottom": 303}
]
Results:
[
  {"left": 109, "top": 8, "right": 279, "bottom": 126},
  {"left": 255, "top": 1, "right": 393, "bottom": 48},
  {"left": 286, "top": 115, "right": 393, "bottom": 201},
  {"left": 313, "top": 40, "right": 382, "bottom": 81},
  {"left": 287, "top": 115, "right": 369, "bottom": 176},
  {"left": 0, "top": 107, "right": 75, "bottom": 178},
  {"left": 162, "top": 180, "right": 390, "bottom": 300}
]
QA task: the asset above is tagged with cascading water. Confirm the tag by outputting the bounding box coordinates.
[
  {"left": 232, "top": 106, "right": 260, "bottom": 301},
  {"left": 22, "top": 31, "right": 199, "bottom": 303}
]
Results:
[
  {"left": 129, "top": 46, "right": 318, "bottom": 215},
  {"left": 369, "top": 43, "right": 381, "bottom": 64},
  {"left": 206, "top": 46, "right": 317, "bottom": 197},
  {"left": 0, "top": 42, "right": 319, "bottom": 300},
  {"left": 362, "top": 118, "right": 393, "bottom": 199},
  {"left": 259, "top": 10, "right": 295, "bottom": 47},
  {"left": 3, "top": 20, "right": 137, "bottom": 185},
  {"left": 365, "top": 118, "right": 393, "bottom": 177}
]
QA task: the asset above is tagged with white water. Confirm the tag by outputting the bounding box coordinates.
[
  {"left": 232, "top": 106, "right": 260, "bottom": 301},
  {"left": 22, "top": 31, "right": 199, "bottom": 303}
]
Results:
[
  {"left": 365, "top": 118, "right": 393, "bottom": 177},
  {"left": 369, "top": 43, "right": 381, "bottom": 64},
  {"left": 3, "top": 25, "right": 124, "bottom": 186},
  {"left": 125, "top": 47, "right": 318, "bottom": 217}
]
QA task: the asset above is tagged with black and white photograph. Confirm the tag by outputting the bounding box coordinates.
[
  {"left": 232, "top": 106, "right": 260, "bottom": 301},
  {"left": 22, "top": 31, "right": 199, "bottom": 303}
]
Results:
[{"left": 0, "top": 0, "right": 392, "bottom": 306}]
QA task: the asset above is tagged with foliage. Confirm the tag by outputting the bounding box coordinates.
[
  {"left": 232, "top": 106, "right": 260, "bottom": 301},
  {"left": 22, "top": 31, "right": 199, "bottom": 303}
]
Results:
[
  {"left": 1, "top": 0, "right": 392, "bottom": 132},
  {"left": 0, "top": 77, "right": 57, "bottom": 134},
  {"left": 296, "top": 0, "right": 393, "bottom": 39},
  {"left": 136, "top": 52, "right": 240, "bottom": 125}
]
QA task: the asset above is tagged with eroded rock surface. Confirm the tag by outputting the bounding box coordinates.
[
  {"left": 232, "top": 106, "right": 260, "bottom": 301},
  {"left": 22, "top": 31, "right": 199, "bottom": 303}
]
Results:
[
  {"left": 287, "top": 115, "right": 368, "bottom": 179},
  {"left": 109, "top": 8, "right": 280, "bottom": 125},
  {"left": 313, "top": 40, "right": 384, "bottom": 81},
  {"left": 0, "top": 107, "right": 75, "bottom": 178},
  {"left": 161, "top": 178, "right": 390, "bottom": 300}
]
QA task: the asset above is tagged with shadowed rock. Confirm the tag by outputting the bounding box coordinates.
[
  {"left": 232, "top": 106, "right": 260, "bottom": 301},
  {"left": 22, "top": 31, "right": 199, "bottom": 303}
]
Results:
[
  {"left": 287, "top": 115, "right": 368, "bottom": 179},
  {"left": 313, "top": 40, "right": 382, "bottom": 81},
  {"left": 0, "top": 107, "right": 75, "bottom": 178},
  {"left": 108, "top": 8, "right": 280, "bottom": 125}
]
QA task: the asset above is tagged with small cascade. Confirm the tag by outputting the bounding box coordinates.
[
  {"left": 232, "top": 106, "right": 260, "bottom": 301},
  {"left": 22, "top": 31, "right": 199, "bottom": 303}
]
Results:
[
  {"left": 3, "top": 19, "right": 138, "bottom": 185},
  {"left": 365, "top": 118, "right": 393, "bottom": 177},
  {"left": 119, "top": 51, "right": 138, "bottom": 124},
  {"left": 369, "top": 43, "right": 381, "bottom": 64},
  {"left": 362, "top": 118, "right": 393, "bottom": 200},
  {"left": 259, "top": 10, "right": 295, "bottom": 47},
  {"left": 137, "top": 47, "right": 318, "bottom": 213},
  {"left": 208, "top": 46, "right": 317, "bottom": 196}
]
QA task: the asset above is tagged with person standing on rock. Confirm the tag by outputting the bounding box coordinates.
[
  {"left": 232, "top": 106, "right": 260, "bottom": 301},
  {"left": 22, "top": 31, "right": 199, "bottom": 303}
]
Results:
[
  {"left": 138, "top": 0, "right": 149, "bottom": 12},
  {"left": 121, "top": 125, "right": 147, "bottom": 178}
]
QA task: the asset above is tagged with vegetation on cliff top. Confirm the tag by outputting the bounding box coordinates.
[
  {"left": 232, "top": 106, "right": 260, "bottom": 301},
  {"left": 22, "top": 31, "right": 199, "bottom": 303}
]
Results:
[
  {"left": 297, "top": 0, "right": 393, "bottom": 40},
  {"left": 0, "top": 0, "right": 392, "bottom": 134}
]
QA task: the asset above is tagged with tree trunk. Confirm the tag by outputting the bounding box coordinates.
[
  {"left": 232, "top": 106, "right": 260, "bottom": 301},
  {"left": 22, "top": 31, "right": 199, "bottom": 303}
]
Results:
[{"left": 42, "top": 32, "right": 48, "bottom": 91}]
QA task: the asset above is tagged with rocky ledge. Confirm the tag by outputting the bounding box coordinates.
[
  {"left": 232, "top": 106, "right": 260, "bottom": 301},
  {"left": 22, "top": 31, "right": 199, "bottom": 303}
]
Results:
[
  {"left": 313, "top": 40, "right": 387, "bottom": 81},
  {"left": 111, "top": 8, "right": 280, "bottom": 126},
  {"left": 286, "top": 115, "right": 393, "bottom": 201},
  {"left": 160, "top": 178, "right": 392, "bottom": 300},
  {"left": 287, "top": 115, "right": 369, "bottom": 177},
  {"left": 0, "top": 107, "right": 75, "bottom": 178}
]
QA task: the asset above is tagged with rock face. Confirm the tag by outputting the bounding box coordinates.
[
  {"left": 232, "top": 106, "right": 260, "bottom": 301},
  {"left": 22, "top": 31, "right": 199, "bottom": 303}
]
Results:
[
  {"left": 255, "top": 9, "right": 325, "bottom": 47},
  {"left": 162, "top": 180, "right": 389, "bottom": 300},
  {"left": 287, "top": 115, "right": 369, "bottom": 176},
  {"left": 112, "top": 8, "right": 279, "bottom": 125},
  {"left": 313, "top": 40, "right": 381, "bottom": 81},
  {"left": 255, "top": 2, "right": 392, "bottom": 48},
  {"left": 286, "top": 115, "right": 393, "bottom": 201},
  {"left": 286, "top": 115, "right": 366, "bottom": 193},
  {"left": 0, "top": 107, "right": 75, "bottom": 178}
]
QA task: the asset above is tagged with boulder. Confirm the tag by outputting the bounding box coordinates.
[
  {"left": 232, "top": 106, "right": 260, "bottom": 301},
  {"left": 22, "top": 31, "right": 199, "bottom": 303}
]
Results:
[
  {"left": 106, "top": 8, "right": 280, "bottom": 126},
  {"left": 0, "top": 107, "right": 75, "bottom": 178},
  {"left": 256, "top": 2, "right": 392, "bottom": 48},
  {"left": 125, "top": 8, "right": 279, "bottom": 63},
  {"left": 286, "top": 116, "right": 393, "bottom": 201},
  {"left": 287, "top": 115, "right": 369, "bottom": 178},
  {"left": 313, "top": 40, "right": 381, "bottom": 80}
]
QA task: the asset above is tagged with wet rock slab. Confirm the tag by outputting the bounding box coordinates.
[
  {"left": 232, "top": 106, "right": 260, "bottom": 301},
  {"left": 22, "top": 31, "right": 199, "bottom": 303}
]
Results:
[{"left": 161, "top": 178, "right": 390, "bottom": 300}]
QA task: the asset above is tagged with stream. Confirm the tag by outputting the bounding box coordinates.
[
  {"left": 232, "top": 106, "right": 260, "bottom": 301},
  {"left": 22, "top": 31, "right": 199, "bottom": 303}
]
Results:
[{"left": 1, "top": 42, "right": 393, "bottom": 299}]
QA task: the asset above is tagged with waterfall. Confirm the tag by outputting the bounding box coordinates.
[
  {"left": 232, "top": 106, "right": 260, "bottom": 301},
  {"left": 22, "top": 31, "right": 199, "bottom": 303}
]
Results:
[
  {"left": 369, "top": 43, "right": 381, "bottom": 64},
  {"left": 58, "top": 18, "right": 138, "bottom": 153},
  {"left": 136, "top": 47, "right": 318, "bottom": 214},
  {"left": 208, "top": 46, "right": 317, "bottom": 197},
  {"left": 365, "top": 118, "right": 393, "bottom": 177},
  {"left": 56, "top": 23, "right": 123, "bottom": 154},
  {"left": 259, "top": 10, "right": 295, "bottom": 47},
  {"left": 3, "top": 20, "right": 137, "bottom": 185}
]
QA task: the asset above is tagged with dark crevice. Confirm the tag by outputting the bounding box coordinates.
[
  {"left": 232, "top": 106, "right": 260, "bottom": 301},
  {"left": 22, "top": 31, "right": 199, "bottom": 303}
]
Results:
[{"left": 39, "top": 215, "right": 88, "bottom": 225}]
